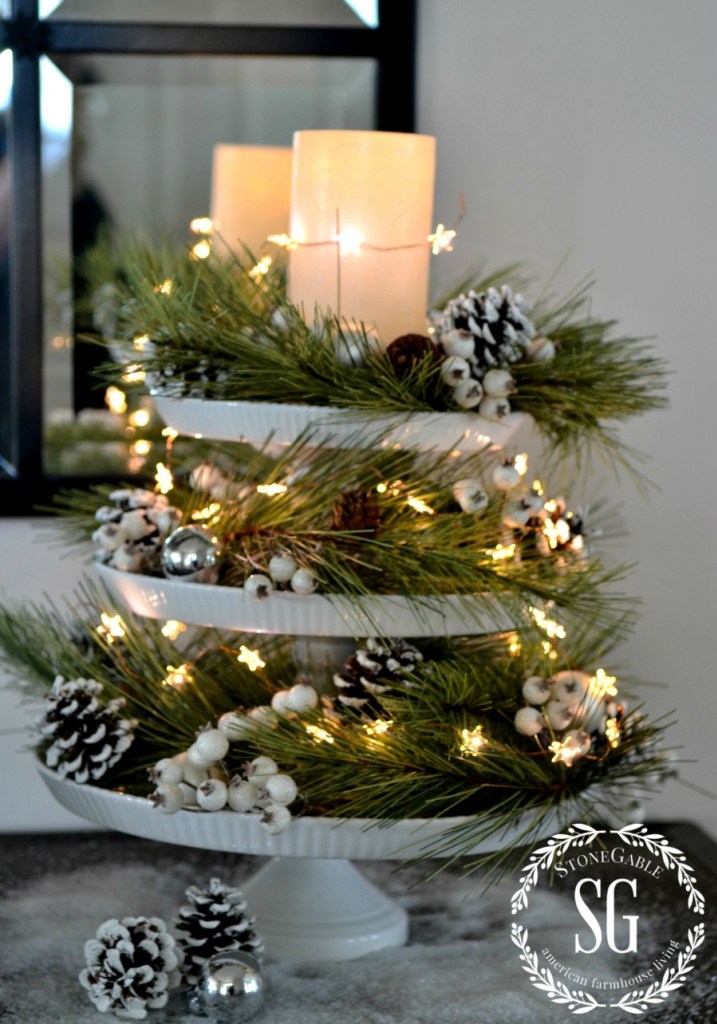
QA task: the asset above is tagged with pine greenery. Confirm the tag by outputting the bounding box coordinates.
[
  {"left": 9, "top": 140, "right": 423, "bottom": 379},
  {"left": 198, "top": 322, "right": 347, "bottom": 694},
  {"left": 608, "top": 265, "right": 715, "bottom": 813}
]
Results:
[
  {"left": 50, "top": 433, "right": 636, "bottom": 641},
  {"left": 0, "top": 586, "right": 675, "bottom": 869},
  {"left": 82, "top": 238, "right": 668, "bottom": 473},
  {"left": 0, "top": 230, "right": 674, "bottom": 874}
]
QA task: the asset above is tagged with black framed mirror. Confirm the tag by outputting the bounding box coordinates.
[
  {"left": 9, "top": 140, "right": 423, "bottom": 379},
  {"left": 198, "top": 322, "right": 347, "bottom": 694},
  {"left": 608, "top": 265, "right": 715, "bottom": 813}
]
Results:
[{"left": 0, "top": 0, "right": 416, "bottom": 512}]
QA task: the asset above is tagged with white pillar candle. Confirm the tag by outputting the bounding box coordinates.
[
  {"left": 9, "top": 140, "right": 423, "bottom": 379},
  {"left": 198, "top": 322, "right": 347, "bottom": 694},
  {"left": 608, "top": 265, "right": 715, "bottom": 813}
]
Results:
[
  {"left": 210, "top": 144, "right": 293, "bottom": 258},
  {"left": 288, "top": 130, "right": 436, "bottom": 347}
]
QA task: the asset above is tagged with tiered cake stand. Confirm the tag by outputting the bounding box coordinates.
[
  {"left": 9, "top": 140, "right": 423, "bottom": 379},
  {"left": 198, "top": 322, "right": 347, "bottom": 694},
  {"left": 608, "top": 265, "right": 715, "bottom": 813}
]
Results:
[{"left": 41, "top": 400, "right": 541, "bottom": 961}]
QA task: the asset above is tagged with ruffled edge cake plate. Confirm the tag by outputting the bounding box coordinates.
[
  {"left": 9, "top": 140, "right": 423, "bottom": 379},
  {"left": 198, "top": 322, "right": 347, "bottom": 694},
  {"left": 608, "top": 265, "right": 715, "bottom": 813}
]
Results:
[
  {"left": 39, "top": 763, "right": 562, "bottom": 961},
  {"left": 96, "top": 564, "right": 517, "bottom": 638},
  {"left": 151, "top": 393, "right": 527, "bottom": 453}
]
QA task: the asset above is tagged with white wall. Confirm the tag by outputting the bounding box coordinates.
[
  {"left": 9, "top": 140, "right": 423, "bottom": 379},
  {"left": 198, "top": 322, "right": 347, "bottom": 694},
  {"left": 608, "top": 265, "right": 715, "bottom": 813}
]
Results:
[
  {"left": 1, "top": 0, "right": 715, "bottom": 835},
  {"left": 418, "top": 0, "right": 717, "bottom": 834},
  {"left": 0, "top": 519, "right": 97, "bottom": 830}
]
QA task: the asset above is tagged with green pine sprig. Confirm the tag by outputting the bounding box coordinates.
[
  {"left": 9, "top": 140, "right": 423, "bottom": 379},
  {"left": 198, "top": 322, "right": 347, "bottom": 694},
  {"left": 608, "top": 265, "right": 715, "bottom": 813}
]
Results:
[
  {"left": 49, "top": 433, "right": 638, "bottom": 640},
  {"left": 0, "top": 591, "right": 675, "bottom": 873},
  {"left": 81, "top": 237, "right": 668, "bottom": 476}
]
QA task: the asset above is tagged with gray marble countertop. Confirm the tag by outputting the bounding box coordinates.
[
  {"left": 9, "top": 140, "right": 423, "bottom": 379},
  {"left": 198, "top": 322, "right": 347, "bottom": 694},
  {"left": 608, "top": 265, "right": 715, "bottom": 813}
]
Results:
[{"left": 0, "top": 824, "right": 714, "bottom": 1024}]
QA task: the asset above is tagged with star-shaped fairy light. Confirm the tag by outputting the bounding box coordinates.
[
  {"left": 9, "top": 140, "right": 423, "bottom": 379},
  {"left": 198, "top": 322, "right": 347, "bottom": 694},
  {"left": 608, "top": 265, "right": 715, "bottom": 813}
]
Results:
[
  {"left": 161, "top": 620, "right": 187, "bottom": 641},
  {"left": 459, "top": 725, "right": 488, "bottom": 756},
  {"left": 162, "top": 664, "right": 193, "bottom": 689},
  {"left": 605, "top": 718, "right": 621, "bottom": 749},
  {"left": 590, "top": 668, "right": 618, "bottom": 699},
  {"left": 237, "top": 646, "right": 266, "bottom": 673},
  {"left": 96, "top": 612, "right": 126, "bottom": 645},
  {"left": 305, "top": 723, "right": 335, "bottom": 745},
  {"left": 427, "top": 223, "right": 457, "bottom": 254},
  {"left": 549, "top": 730, "right": 591, "bottom": 767}
]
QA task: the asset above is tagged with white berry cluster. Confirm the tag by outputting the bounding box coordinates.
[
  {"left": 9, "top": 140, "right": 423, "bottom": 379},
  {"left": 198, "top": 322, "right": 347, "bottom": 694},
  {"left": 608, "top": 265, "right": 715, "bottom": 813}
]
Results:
[
  {"left": 514, "top": 670, "right": 623, "bottom": 762},
  {"left": 436, "top": 285, "right": 555, "bottom": 416},
  {"left": 93, "top": 488, "right": 181, "bottom": 574},
  {"left": 219, "top": 681, "right": 319, "bottom": 736},
  {"left": 453, "top": 460, "right": 588, "bottom": 562},
  {"left": 450, "top": 455, "right": 528, "bottom": 518},
  {"left": 149, "top": 723, "right": 303, "bottom": 835},
  {"left": 244, "top": 553, "right": 318, "bottom": 601}
]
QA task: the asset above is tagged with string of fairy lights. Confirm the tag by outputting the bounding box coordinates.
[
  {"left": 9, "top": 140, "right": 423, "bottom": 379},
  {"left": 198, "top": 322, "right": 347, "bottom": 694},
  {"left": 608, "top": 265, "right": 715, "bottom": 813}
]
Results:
[
  {"left": 93, "top": 587, "right": 626, "bottom": 772},
  {"left": 98, "top": 202, "right": 461, "bottom": 478},
  {"left": 85, "top": 206, "right": 628, "bottom": 776}
]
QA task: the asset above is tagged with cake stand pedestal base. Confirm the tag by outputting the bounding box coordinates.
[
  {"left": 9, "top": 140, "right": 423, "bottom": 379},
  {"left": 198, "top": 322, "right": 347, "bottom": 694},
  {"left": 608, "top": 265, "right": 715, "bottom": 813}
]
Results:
[{"left": 241, "top": 856, "right": 408, "bottom": 961}]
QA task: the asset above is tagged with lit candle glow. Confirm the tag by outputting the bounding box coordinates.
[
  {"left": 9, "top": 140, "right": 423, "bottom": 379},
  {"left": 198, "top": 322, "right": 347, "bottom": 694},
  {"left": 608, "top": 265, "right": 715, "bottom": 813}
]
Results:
[
  {"left": 288, "top": 130, "right": 436, "bottom": 347},
  {"left": 211, "top": 144, "right": 292, "bottom": 258}
]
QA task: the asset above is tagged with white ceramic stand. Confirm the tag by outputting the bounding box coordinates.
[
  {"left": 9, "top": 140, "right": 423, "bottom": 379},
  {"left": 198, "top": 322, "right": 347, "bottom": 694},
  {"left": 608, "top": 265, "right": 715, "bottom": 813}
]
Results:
[
  {"left": 241, "top": 857, "right": 408, "bottom": 961},
  {"left": 96, "top": 564, "right": 516, "bottom": 638},
  {"left": 39, "top": 764, "right": 572, "bottom": 962},
  {"left": 151, "top": 393, "right": 527, "bottom": 453}
]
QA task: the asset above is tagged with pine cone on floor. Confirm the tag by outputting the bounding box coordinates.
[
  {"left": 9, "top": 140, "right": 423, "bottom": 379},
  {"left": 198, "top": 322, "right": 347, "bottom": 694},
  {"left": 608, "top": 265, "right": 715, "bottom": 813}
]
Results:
[
  {"left": 175, "top": 878, "right": 264, "bottom": 987},
  {"left": 80, "top": 915, "right": 181, "bottom": 1020},
  {"left": 333, "top": 638, "right": 423, "bottom": 712},
  {"left": 386, "top": 333, "right": 440, "bottom": 380},
  {"left": 39, "top": 676, "right": 136, "bottom": 784},
  {"left": 331, "top": 487, "right": 381, "bottom": 533},
  {"left": 441, "top": 285, "right": 536, "bottom": 378}
]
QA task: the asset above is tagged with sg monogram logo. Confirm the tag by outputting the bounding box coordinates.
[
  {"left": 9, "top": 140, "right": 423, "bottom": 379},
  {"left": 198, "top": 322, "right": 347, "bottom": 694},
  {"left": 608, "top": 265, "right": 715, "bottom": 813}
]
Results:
[
  {"left": 572, "top": 877, "right": 638, "bottom": 955},
  {"left": 510, "top": 824, "right": 706, "bottom": 1016}
]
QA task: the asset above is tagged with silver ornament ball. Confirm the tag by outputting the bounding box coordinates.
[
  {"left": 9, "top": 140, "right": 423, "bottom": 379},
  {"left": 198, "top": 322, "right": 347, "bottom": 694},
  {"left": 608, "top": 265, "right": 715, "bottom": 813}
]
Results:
[
  {"left": 193, "top": 951, "right": 265, "bottom": 1023},
  {"left": 161, "top": 526, "right": 221, "bottom": 583}
]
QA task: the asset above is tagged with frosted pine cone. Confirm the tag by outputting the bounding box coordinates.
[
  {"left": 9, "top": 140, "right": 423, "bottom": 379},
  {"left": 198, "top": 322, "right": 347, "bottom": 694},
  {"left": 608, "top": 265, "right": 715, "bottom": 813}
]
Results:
[
  {"left": 440, "top": 285, "right": 536, "bottom": 379},
  {"left": 39, "top": 676, "right": 136, "bottom": 784},
  {"left": 333, "top": 638, "right": 423, "bottom": 712},
  {"left": 175, "top": 878, "right": 263, "bottom": 986},
  {"left": 93, "top": 489, "right": 181, "bottom": 574},
  {"left": 80, "top": 915, "right": 181, "bottom": 1020}
]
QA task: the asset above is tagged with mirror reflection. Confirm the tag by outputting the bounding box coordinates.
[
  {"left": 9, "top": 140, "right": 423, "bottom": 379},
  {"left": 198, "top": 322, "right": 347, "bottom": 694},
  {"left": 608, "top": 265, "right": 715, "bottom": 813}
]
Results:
[
  {"left": 41, "top": 54, "right": 376, "bottom": 474},
  {"left": 42, "top": 0, "right": 374, "bottom": 27}
]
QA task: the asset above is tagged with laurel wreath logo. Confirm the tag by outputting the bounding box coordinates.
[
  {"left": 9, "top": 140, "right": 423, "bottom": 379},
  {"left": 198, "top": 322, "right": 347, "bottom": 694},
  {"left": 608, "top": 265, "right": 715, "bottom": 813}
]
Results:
[{"left": 510, "top": 823, "right": 706, "bottom": 1016}]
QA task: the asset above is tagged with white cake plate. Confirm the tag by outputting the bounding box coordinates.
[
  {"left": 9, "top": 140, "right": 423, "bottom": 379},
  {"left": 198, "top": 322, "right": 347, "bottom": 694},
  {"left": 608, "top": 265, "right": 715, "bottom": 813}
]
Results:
[
  {"left": 96, "top": 564, "right": 517, "bottom": 638},
  {"left": 38, "top": 764, "right": 562, "bottom": 962},
  {"left": 151, "top": 393, "right": 527, "bottom": 453}
]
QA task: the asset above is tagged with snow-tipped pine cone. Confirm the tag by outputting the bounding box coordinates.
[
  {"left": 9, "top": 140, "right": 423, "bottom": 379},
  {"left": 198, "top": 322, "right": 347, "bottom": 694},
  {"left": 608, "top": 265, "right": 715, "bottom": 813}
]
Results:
[
  {"left": 333, "top": 638, "right": 423, "bottom": 712},
  {"left": 175, "top": 878, "right": 264, "bottom": 986},
  {"left": 440, "top": 285, "right": 536, "bottom": 378},
  {"left": 39, "top": 676, "right": 136, "bottom": 784},
  {"left": 79, "top": 916, "right": 181, "bottom": 1020}
]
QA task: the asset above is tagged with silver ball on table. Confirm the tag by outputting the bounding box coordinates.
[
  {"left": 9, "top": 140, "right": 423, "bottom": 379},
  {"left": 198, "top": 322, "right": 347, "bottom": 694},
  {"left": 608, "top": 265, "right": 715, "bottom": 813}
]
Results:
[
  {"left": 192, "top": 950, "right": 265, "bottom": 1023},
  {"left": 161, "top": 525, "right": 221, "bottom": 583}
]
